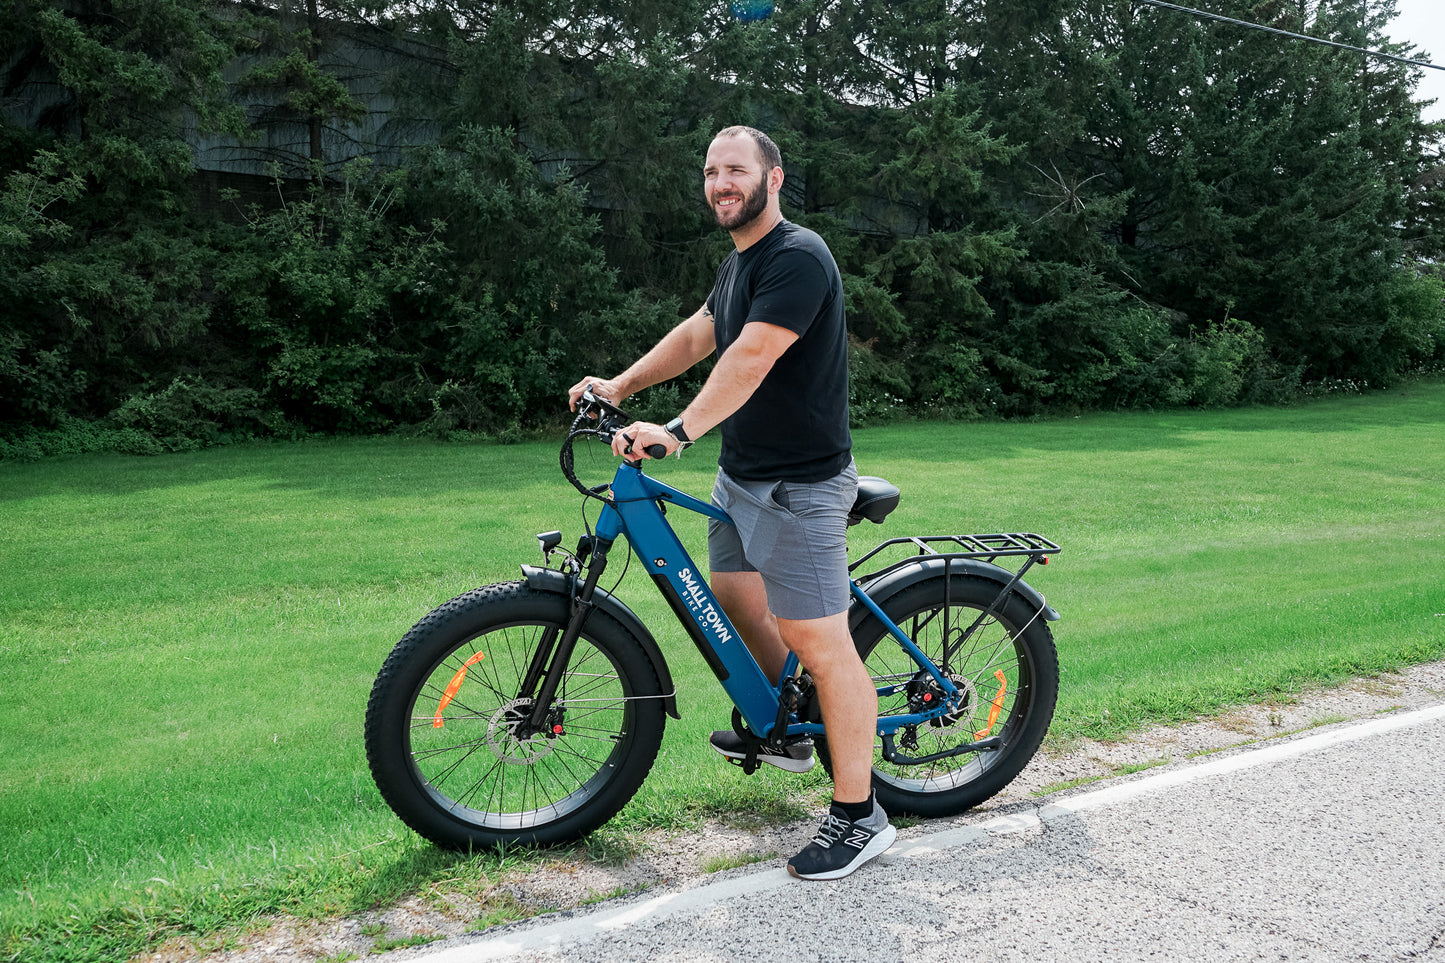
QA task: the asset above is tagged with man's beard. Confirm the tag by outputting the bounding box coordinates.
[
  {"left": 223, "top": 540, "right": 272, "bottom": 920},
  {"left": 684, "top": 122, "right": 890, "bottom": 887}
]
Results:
[{"left": 711, "top": 176, "right": 769, "bottom": 232}]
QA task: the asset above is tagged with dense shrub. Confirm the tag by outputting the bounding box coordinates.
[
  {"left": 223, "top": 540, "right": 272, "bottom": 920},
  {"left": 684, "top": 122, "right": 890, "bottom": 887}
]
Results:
[{"left": 3, "top": 0, "right": 1443, "bottom": 456}]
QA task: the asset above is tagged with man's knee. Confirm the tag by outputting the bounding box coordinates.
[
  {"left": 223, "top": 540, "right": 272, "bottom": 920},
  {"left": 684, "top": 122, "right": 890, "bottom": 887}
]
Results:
[{"left": 776, "top": 612, "right": 853, "bottom": 663}]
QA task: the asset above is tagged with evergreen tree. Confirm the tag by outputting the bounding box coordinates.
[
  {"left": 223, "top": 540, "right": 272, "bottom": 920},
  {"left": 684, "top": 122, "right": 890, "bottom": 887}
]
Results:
[
  {"left": 3, "top": 0, "right": 1441, "bottom": 451},
  {"left": 0, "top": 0, "right": 246, "bottom": 434},
  {"left": 980, "top": 0, "right": 1442, "bottom": 400}
]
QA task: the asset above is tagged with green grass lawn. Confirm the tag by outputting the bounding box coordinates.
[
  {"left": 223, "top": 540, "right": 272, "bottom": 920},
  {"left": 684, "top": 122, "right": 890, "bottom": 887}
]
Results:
[{"left": 3, "top": 382, "right": 1443, "bottom": 961}]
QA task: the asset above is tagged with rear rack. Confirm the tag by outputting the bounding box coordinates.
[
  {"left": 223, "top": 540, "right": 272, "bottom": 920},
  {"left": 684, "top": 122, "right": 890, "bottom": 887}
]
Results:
[{"left": 849, "top": 533, "right": 1061, "bottom": 583}]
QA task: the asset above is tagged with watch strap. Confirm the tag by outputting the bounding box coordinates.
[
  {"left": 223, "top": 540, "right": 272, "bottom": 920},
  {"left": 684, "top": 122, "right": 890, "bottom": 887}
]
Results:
[{"left": 664, "top": 417, "right": 691, "bottom": 445}]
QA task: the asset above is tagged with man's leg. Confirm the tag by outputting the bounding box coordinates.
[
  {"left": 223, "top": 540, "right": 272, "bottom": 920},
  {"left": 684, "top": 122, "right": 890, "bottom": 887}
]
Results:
[
  {"left": 707, "top": 571, "right": 817, "bottom": 772},
  {"left": 712, "top": 570, "right": 789, "bottom": 683},
  {"left": 775, "top": 611, "right": 876, "bottom": 802},
  {"left": 777, "top": 610, "right": 894, "bottom": 880},
  {"left": 711, "top": 576, "right": 877, "bottom": 798}
]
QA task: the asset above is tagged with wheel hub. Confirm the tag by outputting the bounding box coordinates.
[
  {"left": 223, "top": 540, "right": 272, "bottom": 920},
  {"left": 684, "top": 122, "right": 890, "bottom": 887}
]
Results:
[
  {"left": 906, "top": 672, "right": 978, "bottom": 729},
  {"left": 487, "top": 698, "right": 561, "bottom": 763}
]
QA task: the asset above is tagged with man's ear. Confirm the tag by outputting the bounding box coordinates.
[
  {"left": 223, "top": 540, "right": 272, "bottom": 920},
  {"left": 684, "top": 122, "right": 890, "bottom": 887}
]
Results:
[{"left": 768, "top": 165, "right": 785, "bottom": 196}]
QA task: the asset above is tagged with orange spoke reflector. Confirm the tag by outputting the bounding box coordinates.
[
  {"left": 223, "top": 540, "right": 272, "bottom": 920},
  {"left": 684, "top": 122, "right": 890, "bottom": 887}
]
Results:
[
  {"left": 433, "top": 651, "right": 486, "bottom": 729},
  {"left": 975, "top": 669, "right": 1008, "bottom": 739}
]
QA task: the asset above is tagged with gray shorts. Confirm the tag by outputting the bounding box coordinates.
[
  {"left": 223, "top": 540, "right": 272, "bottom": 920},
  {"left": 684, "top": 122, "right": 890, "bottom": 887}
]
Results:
[{"left": 707, "top": 461, "right": 858, "bottom": 621}]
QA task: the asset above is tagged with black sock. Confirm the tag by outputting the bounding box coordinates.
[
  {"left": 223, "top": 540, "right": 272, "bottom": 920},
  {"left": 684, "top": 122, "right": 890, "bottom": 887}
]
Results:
[{"left": 832, "top": 793, "right": 873, "bottom": 823}]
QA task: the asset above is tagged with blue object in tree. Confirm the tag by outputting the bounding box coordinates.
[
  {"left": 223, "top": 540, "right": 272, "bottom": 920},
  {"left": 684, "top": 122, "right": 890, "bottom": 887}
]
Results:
[{"left": 730, "top": 0, "right": 774, "bottom": 22}]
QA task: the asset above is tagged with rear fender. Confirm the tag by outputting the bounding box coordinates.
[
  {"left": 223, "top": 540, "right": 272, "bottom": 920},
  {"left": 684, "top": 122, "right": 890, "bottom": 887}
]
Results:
[
  {"left": 849, "top": 556, "right": 1060, "bottom": 638},
  {"left": 521, "top": 565, "right": 681, "bottom": 719}
]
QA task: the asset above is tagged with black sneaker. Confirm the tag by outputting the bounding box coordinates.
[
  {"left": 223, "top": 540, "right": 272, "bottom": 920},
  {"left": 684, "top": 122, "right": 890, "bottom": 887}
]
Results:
[
  {"left": 709, "top": 729, "right": 815, "bottom": 773},
  {"left": 786, "top": 800, "right": 896, "bottom": 881}
]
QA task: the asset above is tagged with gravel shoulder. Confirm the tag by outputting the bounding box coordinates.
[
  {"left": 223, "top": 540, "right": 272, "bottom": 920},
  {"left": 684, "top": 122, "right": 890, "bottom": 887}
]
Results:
[{"left": 135, "top": 659, "right": 1445, "bottom": 963}]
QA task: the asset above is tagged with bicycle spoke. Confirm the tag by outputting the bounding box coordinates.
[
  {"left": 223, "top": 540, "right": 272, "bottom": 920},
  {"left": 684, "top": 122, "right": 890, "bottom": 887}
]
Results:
[
  {"left": 858, "top": 580, "right": 1049, "bottom": 800},
  {"left": 398, "top": 616, "right": 640, "bottom": 831}
]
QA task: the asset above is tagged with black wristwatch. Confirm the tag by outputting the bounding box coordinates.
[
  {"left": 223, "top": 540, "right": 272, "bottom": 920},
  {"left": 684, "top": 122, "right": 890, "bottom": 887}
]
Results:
[{"left": 663, "top": 416, "right": 692, "bottom": 452}]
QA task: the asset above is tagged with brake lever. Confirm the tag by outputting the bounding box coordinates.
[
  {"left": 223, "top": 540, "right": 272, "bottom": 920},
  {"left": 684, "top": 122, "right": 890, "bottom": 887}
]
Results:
[{"left": 572, "top": 389, "right": 664, "bottom": 460}]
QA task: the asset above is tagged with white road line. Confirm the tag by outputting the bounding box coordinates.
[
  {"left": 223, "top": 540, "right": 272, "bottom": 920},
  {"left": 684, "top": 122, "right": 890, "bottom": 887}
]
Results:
[{"left": 411, "top": 703, "right": 1445, "bottom": 963}]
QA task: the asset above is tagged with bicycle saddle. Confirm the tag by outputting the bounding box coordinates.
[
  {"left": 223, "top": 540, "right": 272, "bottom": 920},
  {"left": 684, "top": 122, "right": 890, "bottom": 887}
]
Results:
[{"left": 849, "top": 476, "right": 900, "bottom": 526}]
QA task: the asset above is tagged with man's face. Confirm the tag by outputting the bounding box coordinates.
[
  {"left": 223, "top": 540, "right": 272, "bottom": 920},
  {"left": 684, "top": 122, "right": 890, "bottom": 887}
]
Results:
[{"left": 704, "top": 135, "right": 772, "bottom": 232}]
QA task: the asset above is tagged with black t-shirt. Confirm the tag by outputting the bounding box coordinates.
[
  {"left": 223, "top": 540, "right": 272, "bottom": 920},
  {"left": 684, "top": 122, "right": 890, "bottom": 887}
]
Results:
[{"left": 705, "top": 220, "right": 851, "bottom": 482}]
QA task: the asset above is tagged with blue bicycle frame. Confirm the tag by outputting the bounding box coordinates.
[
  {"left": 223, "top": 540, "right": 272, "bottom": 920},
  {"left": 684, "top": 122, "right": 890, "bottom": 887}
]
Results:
[
  {"left": 366, "top": 391, "right": 1059, "bottom": 852},
  {"left": 597, "top": 461, "right": 959, "bottom": 741}
]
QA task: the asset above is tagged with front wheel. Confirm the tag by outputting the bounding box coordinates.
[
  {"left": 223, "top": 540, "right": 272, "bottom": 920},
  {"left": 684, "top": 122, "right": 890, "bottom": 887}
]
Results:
[
  {"left": 364, "top": 582, "right": 667, "bottom": 849},
  {"left": 826, "top": 574, "right": 1059, "bottom": 819}
]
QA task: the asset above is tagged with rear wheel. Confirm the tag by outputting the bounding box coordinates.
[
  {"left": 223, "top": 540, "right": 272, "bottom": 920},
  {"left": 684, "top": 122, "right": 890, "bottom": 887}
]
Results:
[
  {"left": 826, "top": 575, "right": 1058, "bottom": 818},
  {"left": 364, "top": 582, "right": 667, "bottom": 849}
]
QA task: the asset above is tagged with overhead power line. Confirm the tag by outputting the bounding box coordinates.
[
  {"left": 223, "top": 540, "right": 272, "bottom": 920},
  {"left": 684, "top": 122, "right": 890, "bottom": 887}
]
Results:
[{"left": 1134, "top": 0, "right": 1445, "bottom": 71}]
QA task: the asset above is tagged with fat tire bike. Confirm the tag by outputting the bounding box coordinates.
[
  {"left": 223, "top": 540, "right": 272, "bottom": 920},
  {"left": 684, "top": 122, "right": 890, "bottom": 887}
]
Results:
[{"left": 364, "top": 391, "right": 1062, "bottom": 849}]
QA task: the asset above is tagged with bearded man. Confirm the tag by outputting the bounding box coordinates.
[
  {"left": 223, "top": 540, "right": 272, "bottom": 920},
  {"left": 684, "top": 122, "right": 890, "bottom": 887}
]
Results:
[{"left": 567, "top": 125, "right": 893, "bottom": 880}]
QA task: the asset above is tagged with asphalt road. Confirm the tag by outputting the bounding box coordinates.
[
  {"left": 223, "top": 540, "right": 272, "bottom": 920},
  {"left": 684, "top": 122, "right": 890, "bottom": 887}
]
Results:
[{"left": 402, "top": 705, "right": 1445, "bottom": 963}]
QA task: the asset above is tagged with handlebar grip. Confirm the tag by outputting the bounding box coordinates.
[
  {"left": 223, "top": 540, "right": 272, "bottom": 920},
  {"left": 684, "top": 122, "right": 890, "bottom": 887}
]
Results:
[{"left": 622, "top": 432, "right": 668, "bottom": 461}]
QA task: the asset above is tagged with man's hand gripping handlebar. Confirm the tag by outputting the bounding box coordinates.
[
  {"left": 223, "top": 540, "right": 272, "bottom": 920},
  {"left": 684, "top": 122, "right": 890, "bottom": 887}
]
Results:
[{"left": 571, "top": 388, "right": 669, "bottom": 462}]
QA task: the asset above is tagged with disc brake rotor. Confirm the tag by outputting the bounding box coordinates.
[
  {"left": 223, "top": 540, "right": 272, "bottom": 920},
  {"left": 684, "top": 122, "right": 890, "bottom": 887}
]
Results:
[
  {"left": 938, "top": 673, "right": 979, "bottom": 728},
  {"left": 487, "top": 698, "right": 559, "bottom": 764}
]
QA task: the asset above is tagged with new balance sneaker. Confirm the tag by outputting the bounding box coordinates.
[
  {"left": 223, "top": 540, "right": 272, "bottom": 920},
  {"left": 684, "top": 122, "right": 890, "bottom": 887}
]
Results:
[
  {"left": 786, "top": 799, "right": 896, "bottom": 881},
  {"left": 709, "top": 729, "right": 815, "bottom": 773}
]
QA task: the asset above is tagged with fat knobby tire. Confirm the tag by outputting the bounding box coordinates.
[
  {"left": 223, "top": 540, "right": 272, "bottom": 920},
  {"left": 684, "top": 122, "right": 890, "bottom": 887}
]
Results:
[
  {"left": 827, "top": 574, "right": 1060, "bottom": 819},
  {"left": 364, "top": 581, "right": 666, "bottom": 849}
]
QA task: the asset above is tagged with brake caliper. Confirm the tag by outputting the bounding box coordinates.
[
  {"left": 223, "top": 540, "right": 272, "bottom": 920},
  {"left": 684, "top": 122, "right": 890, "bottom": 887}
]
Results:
[{"left": 906, "top": 671, "right": 976, "bottom": 729}]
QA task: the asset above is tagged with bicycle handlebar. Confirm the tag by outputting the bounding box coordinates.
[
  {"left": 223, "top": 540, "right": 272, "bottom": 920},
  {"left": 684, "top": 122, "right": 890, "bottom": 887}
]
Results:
[
  {"left": 626, "top": 435, "right": 670, "bottom": 462},
  {"left": 561, "top": 389, "right": 666, "bottom": 499},
  {"left": 575, "top": 389, "right": 666, "bottom": 457}
]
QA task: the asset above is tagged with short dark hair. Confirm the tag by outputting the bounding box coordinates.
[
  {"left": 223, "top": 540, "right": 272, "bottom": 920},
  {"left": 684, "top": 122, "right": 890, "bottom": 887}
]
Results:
[{"left": 715, "top": 125, "right": 783, "bottom": 172}]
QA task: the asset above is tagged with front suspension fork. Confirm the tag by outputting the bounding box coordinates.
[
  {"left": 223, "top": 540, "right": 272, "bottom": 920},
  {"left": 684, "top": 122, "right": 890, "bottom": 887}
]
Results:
[{"left": 521, "top": 536, "right": 614, "bottom": 732}]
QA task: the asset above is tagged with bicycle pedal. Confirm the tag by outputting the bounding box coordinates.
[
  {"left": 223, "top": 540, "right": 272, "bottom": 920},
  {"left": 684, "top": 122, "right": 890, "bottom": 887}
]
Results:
[{"left": 726, "top": 755, "right": 763, "bottom": 775}]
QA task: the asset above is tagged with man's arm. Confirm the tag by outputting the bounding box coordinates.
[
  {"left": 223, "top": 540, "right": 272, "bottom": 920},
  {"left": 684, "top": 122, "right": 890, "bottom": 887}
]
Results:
[
  {"left": 611, "top": 319, "right": 798, "bottom": 459},
  {"left": 568, "top": 305, "right": 716, "bottom": 409},
  {"left": 675, "top": 320, "right": 797, "bottom": 439}
]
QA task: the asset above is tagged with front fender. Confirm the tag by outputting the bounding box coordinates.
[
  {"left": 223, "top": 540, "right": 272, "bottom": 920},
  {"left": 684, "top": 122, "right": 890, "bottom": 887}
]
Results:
[
  {"left": 520, "top": 565, "right": 681, "bottom": 719},
  {"left": 849, "top": 555, "right": 1060, "bottom": 638}
]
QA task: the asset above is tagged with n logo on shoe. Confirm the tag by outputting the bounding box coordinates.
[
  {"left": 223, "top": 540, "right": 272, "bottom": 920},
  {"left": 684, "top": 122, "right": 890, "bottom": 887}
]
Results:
[{"left": 845, "top": 830, "right": 870, "bottom": 849}]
